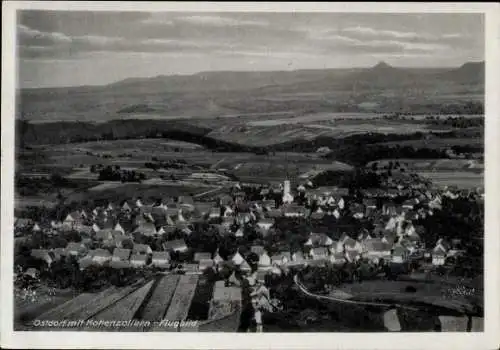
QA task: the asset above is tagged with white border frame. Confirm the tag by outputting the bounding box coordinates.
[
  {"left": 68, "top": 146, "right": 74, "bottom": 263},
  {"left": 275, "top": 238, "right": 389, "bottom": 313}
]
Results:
[{"left": 2, "top": 2, "right": 499, "bottom": 349}]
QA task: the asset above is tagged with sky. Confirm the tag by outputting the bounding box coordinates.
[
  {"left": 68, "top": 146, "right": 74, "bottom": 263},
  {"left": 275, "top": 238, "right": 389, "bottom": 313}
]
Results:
[{"left": 17, "top": 11, "right": 484, "bottom": 88}]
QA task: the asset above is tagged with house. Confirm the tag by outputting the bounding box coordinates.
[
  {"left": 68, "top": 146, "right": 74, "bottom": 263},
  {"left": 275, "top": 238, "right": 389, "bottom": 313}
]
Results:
[
  {"left": 134, "top": 222, "right": 157, "bottom": 237},
  {"left": 234, "top": 227, "right": 244, "bottom": 238},
  {"left": 270, "top": 254, "right": 287, "bottom": 266},
  {"left": 133, "top": 244, "right": 153, "bottom": 255},
  {"left": 402, "top": 199, "right": 416, "bottom": 210},
  {"left": 351, "top": 204, "right": 365, "bottom": 219},
  {"left": 163, "top": 239, "right": 188, "bottom": 253},
  {"left": 310, "top": 207, "right": 325, "bottom": 220},
  {"left": 24, "top": 267, "right": 39, "bottom": 279},
  {"left": 391, "top": 245, "right": 409, "bottom": 263},
  {"left": 112, "top": 248, "right": 131, "bottom": 262},
  {"left": 95, "top": 228, "right": 118, "bottom": 242},
  {"left": 290, "top": 251, "right": 306, "bottom": 265},
  {"left": 266, "top": 209, "right": 282, "bottom": 218},
  {"left": 194, "top": 252, "right": 212, "bottom": 262},
  {"left": 15, "top": 218, "right": 33, "bottom": 230},
  {"left": 151, "top": 251, "right": 170, "bottom": 268},
  {"left": 31, "top": 249, "right": 57, "bottom": 266},
  {"left": 156, "top": 225, "right": 176, "bottom": 236},
  {"left": 63, "top": 211, "right": 84, "bottom": 228},
  {"left": 262, "top": 199, "right": 276, "bottom": 210},
  {"left": 362, "top": 239, "right": 392, "bottom": 264},
  {"left": 66, "top": 242, "right": 88, "bottom": 257},
  {"left": 239, "top": 259, "right": 252, "bottom": 272},
  {"left": 257, "top": 251, "right": 271, "bottom": 268},
  {"left": 343, "top": 237, "right": 363, "bottom": 253},
  {"left": 213, "top": 252, "right": 225, "bottom": 266},
  {"left": 208, "top": 207, "right": 221, "bottom": 219},
  {"left": 121, "top": 201, "right": 133, "bottom": 212},
  {"left": 182, "top": 263, "right": 199, "bottom": 274},
  {"left": 110, "top": 234, "right": 129, "bottom": 248},
  {"left": 236, "top": 213, "right": 252, "bottom": 225},
  {"left": 78, "top": 254, "right": 95, "bottom": 270},
  {"left": 383, "top": 202, "right": 397, "bottom": 216},
  {"left": 231, "top": 251, "right": 245, "bottom": 266},
  {"left": 329, "top": 252, "right": 346, "bottom": 265},
  {"left": 434, "top": 238, "right": 451, "bottom": 253},
  {"left": 199, "top": 259, "right": 214, "bottom": 271},
  {"left": 363, "top": 198, "right": 377, "bottom": 210},
  {"left": 92, "top": 249, "right": 112, "bottom": 265},
  {"left": 432, "top": 246, "right": 447, "bottom": 266},
  {"left": 310, "top": 247, "right": 329, "bottom": 260},
  {"left": 283, "top": 204, "right": 307, "bottom": 217},
  {"left": 223, "top": 206, "right": 234, "bottom": 217},
  {"left": 344, "top": 250, "right": 361, "bottom": 263},
  {"left": 256, "top": 218, "right": 274, "bottom": 232},
  {"left": 304, "top": 232, "right": 334, "bottom": 247},
  {"left": 250, "top": 245, "right": 265, "bottom": 256},
  {"left": 130, "top": 254, "right": 148, "bottom": 268}
]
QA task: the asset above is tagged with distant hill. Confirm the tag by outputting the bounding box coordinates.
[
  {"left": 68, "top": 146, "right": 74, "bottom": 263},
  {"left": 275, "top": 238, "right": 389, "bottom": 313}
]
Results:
[
  {"left": 17, "top": 62, "right": 484, "bottom": 122},
  {"left": 437, "top": 61, "right": 485, "bottom": 84}
]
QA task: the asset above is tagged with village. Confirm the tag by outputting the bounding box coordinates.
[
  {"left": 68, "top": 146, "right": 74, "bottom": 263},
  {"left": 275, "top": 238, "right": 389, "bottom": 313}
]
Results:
[{"left": 14, "top": 166, "right": 484, "bottom": 332}]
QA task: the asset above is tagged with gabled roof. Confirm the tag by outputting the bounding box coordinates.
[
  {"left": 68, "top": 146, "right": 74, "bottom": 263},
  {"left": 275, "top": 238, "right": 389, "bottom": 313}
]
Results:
[
  {"left": 311, "top": 247, "right": 328, "bottom": 256},
  {"left": 130, "top": 254, "right": 148, "bottom": 262},
  {"left": 93, "top": 248, "right": 112, "bottom": 258},
  {"left": 199, "top": 259, "right": 214, "bottom": 269},
  {"left": 152, "top": 251, "right": 170, "bottom": 261},
  {"left": 178, "top": 196, "right": 195, "bottom": 206},
  {"left": 163, "top": 239, "right": 188, "bottom": 251},
  {"left": 134, "top": 222, "right": 157, "bottom": 236},
  {"left": 309, "top": 232, "right": 334, "bottom": 246},
  {"left": 292, "top": 251, "right": 304, "bottom": 261},
  {"left": 112, "top": 248, "right": 131, "bottom": 261},
  {"left": 250, "top": 245, "right": 266, "bottom": 256},
  {"left": 194, "top": 252, "right": 212, "bottom": 261},
  {"left": 133, "top": 243, "right": 151, "bottom": 254},
  {"left": 433, "top": 246, "right": 447, "bottom": 256},
  {"left": 344, "top": 237, "right": 358, "bottom": 248},
  {"left": 364, "top": 239, "right": 392, "bottom": 252},
  {"left": 392, "top": 245, "right": 408, "bottom": 255},
  {"left": 66, "top": 242, "right": 87, "bottom": 252}
]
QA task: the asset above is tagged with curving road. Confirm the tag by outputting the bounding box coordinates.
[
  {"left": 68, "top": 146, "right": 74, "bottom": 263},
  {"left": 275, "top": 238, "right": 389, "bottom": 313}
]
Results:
[{"left": 293, "top": 275, "right": 419, "bottom": 311}]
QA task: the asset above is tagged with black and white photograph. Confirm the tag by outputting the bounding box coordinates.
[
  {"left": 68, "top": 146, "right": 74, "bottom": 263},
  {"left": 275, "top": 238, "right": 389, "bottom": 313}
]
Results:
[{"left": 1, "top": 2, "right": 499, "bottom": 349}]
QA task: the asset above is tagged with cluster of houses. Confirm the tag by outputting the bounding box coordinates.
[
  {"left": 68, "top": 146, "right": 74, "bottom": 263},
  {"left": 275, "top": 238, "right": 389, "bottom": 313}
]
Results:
[{"left": 15, "top": 179, "right": 477, "bottom": 276}]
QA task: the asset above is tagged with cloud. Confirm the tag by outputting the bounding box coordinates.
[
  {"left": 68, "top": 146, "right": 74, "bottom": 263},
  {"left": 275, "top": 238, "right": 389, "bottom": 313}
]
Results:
[
  {"left": 17, "top": 24, "right": 72, "bottom": 44},
  {"left": 342, "top": 26, "right": 425, "bottom": 40},
  {"left": 175, "top": 15, "right": 269, "bottom": 27}
]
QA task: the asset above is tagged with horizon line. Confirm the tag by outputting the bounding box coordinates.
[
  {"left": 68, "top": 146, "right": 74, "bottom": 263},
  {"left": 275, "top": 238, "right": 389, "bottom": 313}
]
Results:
[{"left": 18, "top": 60, "right": 484, "bottom": 90}]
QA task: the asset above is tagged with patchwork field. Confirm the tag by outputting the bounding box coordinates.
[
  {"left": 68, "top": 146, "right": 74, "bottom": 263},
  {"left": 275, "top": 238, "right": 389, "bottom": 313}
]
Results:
[
  {"left": 375, "top": 138, "right": 483, "bottom": 150},
  {"left": 164, "top": 275, "right": 200, "bottom": 322},
  {"left": 366, "top": 158, "right": 484, "bottom": 171},
  {"left": 141, "top": 275, "right": 180, "bottom": 322},
  {"left": 66, "top": 183, "right": 213, "bottom": 204},
  {"left": 417, "top": 171, "right": 484, "bottom": 189}
]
